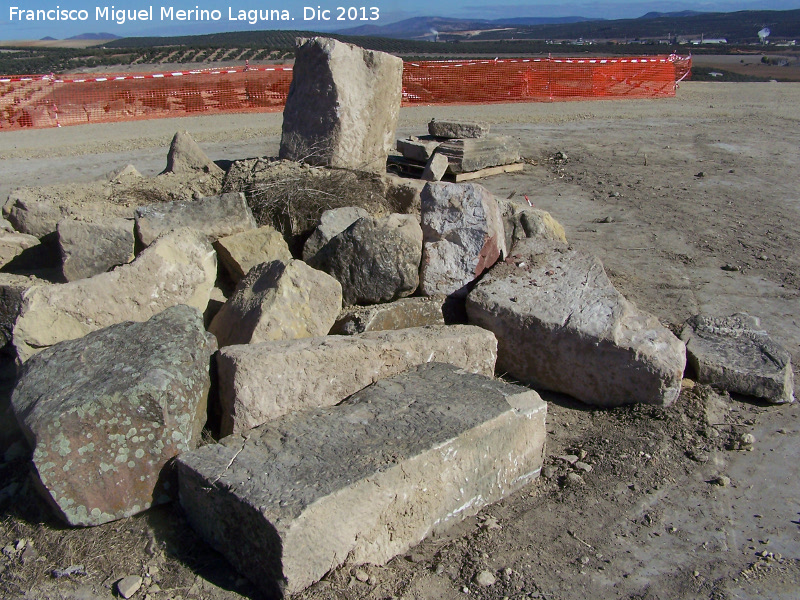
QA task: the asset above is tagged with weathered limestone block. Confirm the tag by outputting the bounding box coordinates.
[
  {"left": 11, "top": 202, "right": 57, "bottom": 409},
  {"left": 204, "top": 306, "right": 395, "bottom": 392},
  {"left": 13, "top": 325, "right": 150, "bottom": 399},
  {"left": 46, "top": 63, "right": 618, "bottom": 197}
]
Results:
[
  {"left": 308, "top": 214, "right": 422, "bottom": 305},
  {"left": 422, "top": 152, "right": 449, "bottom": 182},
  {"left": 498, "top": 199, "right": 567, "bottom": 252},
  {"left": 178, "top": 362, "right": 546, "bottom": 596},
  {"left": 12, "top": 228, "right": 216, "bottom": 362},
  {"left": 208, "top": 259, "right": 342, "bottom": 348},
  {"left": 57, "top": 218, "right": 135, "bottom": 281},
  {"left": 435, "top": 137, "right": 521, "bottom": 174},
  {"left": 428, "top": 119, "right": 490, "bottom": 139},
  {"left": 420, "top": 182, "right": 506, "bottom": 298},
  {"left": 466, "top": 239, "right": 686, "bottom": 407},
  {"left": 3, "top": 197, "right": 68, "bottom": 239},
  {"left": 214, "top": 226, "right": 292, "bottom": 283},
  {"left": 12, "top": 305, "right": 216, "bottom": 526},
  {"left": 330, "top": 296, "right": 446, "bottom": 335},
  {"left": 381, "top": 173, "right": 425, "bottom": 215},
  {"left": 681, "top": 313, "right": 795, "bottom": 403},
  {"left": 134, "top": 192, "right": 257, "bottom": 247},
  {"left": 302, "top": 206, "right": 369, "bottom": 262},
  {"left": 279, "top": 37, "right": 403, "bottom": 174},
  {"left": 396, "top": 136, "right": 441, "bottom": 162},
  {"left": 163, "top": 130, "right": 224, "bottom": 176},
  {"left": 216, "top": 324, "right": 496, "bottom": 435}
]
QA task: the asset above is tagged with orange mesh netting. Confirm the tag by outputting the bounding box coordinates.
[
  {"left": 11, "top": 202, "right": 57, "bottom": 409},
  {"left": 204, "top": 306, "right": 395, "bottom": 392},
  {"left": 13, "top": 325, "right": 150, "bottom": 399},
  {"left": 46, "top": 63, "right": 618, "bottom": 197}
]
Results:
[{"left": 0, "top": 55, "right": 690, "bottom": 130}]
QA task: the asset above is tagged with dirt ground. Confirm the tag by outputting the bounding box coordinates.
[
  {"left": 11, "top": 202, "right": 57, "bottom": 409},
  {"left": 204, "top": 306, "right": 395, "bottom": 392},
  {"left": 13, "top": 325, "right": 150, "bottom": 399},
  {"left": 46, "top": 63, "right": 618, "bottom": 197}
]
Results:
[{"left": 0, "top": 81, "right": 798, "bottom": 600}]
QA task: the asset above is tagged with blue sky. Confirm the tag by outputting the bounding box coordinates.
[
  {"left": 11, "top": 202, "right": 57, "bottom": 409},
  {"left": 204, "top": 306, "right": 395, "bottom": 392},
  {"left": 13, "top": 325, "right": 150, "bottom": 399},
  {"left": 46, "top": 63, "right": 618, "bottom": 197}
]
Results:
[{"left": 1, "top": 0, "right": 799, "bottom": 39}]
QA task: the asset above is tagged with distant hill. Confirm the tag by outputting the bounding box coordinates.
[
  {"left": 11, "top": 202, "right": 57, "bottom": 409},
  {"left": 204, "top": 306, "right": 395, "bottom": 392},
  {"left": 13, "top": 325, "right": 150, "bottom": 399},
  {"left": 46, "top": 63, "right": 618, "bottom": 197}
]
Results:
[
  {"left": 40, "top": 36, "right": 57, "bottom": 41},
  {"left": 638, "top": 11, "right": 705, "bottom": 19},
  {"left": 338, "top": 16, "right": 598, "bottom": 39},
  {"left": 68, "top": 32, "right": 121, "bottom": 40}
]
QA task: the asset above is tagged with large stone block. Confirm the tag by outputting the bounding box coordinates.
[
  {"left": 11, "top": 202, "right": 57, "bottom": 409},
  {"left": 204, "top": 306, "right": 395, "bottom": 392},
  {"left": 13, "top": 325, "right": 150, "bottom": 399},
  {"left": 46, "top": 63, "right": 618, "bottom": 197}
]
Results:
[
  {"left": 12, "top": 305, "right": 216, "bottom": 526},
  {"left": 330, "top": 296, "right": 446, "bottom": 335},
  {"left": 466, "top": 239, "right": 686, "bottom": 407},
  {"left": 208, "top": 259, "right": 342, "bottom": 348},
  {"left": 435, "top": 137, "right": 521, "bottom": 174},
  {"left": 0, "top": 274, "right": 43, "bottom": 348},
  {"left": 216, "top": 324, "right": 496, "bottom": 435},
  {"left": 396, "top": 136, "right": 441, "bottom": 162},
  {"left": 428, "top": 119, "right": 490, "bottom": 139},
  {"left": 279, "top": 37, "right": 403, "bottom": 174},
  {"left": 681, "top": 313, "right": 795, "bottom": 403},
  {"left": 12, "top": 228, "right": 216, "bottom": 362},
  {"left": 178, "top": 362, "right": 546, "bottom": 596},
  {"left": 307, "top": 214, "right": 422, "bottom": 305},
  {"left": 420, "top": 182, "right": 506, "bottom": 298},
  {"left": 134, "top": 192, "right": 257, "bottom": 247},
  {"left": 0, "top": 230, "right": 40, "bottom": 269},
  {"left": 214, "top": 226, "right": 292, "bottom": 283},
  {"left": 57, "top": 217, "right": 135, "bottom": 281}
]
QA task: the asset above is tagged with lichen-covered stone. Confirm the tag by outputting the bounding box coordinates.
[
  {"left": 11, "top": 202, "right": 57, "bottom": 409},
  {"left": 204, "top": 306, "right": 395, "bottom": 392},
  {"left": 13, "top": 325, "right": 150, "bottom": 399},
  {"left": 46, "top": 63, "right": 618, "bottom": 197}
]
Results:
[
  {"left": 681, "top": 313, "right": 795, "bottom": 403},
  {"left": 308, "top": 214, "right": 422, "bottom": 306},
  {"left": 12, "top": 228, "right": 216, "bottom": 362},
  {"left": 11, "top": 305, "right": 217, "bottom": 527},
  {"left": 208, "top": 259, "right": 342, "bottom": 348},
  {"left": 178, "top": 362, "right": 546, "bottom": 596}
]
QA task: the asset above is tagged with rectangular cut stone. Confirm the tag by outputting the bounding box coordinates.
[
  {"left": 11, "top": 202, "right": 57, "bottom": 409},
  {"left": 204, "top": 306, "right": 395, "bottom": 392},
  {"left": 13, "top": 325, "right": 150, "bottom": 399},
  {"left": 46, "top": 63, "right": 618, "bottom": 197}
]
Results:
[
  {"left": 330, "top": 296, "right": 446, "bottom": 335},
  {"left": 436, "top": 136, "right": 521, "bottom": 174},
  {"left": 216, "top": 324, "right": 497, "bottom": 435},
  {"left": 396, "top": 137, "right": 441, "bottom": 162},
  {"left": 177, "top": 362, "right": 547, "bottom": 597},
  {"left": 428, "top": 119, "right": 490, "bottom": 139}
]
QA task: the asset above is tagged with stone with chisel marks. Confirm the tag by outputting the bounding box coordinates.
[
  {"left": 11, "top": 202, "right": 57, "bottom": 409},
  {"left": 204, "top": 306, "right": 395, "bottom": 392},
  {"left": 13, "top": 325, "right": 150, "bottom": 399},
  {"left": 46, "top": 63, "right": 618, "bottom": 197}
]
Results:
[{"left": 177, "top": 362, "right": 546, "bottom": 597}]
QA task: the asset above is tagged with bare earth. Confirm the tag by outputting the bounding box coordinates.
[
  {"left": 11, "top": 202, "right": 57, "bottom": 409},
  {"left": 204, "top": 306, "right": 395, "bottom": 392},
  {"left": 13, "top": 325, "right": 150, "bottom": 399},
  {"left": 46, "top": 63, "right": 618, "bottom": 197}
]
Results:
[{"left": 0, "top": 81, "right": 799, "bottom": 600}]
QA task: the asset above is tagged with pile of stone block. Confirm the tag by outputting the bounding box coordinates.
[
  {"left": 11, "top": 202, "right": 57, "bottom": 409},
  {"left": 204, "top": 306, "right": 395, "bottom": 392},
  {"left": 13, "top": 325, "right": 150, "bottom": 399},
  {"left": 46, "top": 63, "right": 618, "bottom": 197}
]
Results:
[{"left": 394, "top": 119, "right": 523, "bottom": 182}]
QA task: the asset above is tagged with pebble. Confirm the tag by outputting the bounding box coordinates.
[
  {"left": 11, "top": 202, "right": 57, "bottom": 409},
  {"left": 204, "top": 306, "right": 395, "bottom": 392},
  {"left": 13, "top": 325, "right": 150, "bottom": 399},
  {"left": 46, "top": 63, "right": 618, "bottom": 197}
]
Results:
[
  {"left": 542, "top": 466, "right": 556, "bottom": 479},
  {"left": 712, "top": 475, "right": 731, "bottom": 487},
  {"left": 680, "top": 378, "right": 696, "bottom": 390},
  {"left": 474, "top": 570, "right": 496, "bottom": 587},
  {"left": 566, "top": 473, "right": 585, "bottom": 487},
  {"left": 578, "top": 450, "right": 588, "bottom": 460},
  {"left": 558, "top": 454, "right": 579, "bottom": 465},
  {"left": 575, "top": 461, "right": 593, "bottom": 473},
  {"left": 740, "top": 433, "right": 756, "bottom": 446},
  {"left": 117, "top": 575, "right": 143, "bottom": 599},
  {"left": 354, "top": 569, "right": 370, "bottom": 583}
]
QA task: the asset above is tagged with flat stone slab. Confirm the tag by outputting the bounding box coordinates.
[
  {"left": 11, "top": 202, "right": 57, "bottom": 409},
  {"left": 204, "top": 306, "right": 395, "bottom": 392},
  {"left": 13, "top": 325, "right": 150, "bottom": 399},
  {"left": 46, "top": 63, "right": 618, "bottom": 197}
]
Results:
[
  {"left": 330, "top": 296, "right": 446, "bottom": 335},
  {"left": 428, "top": 120, "right": 490, "bottom": 139},
  {"left": 436, "top": 137, "right": 521, "bottom": 174},
  {"left": 466, "top": 239, "right": 686, "bottom": 407},
  {"left": 216, "top": 324, "right": 497, "bottom": 435},
  {"left": 681, "top": 313, "right": 795, "bottom": 403},
  {"left": 178, "top": 362, "right": 546, "bottom": 597},
  {"left": 396, "top": 136, "right": 441, "bottom": 162}
]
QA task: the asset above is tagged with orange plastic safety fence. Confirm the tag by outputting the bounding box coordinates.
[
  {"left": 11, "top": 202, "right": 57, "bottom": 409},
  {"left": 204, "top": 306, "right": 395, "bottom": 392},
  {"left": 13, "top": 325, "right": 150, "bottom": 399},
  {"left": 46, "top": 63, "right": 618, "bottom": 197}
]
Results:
[{"left": 0, "top": 55, "right": 690, "bottom": 130}]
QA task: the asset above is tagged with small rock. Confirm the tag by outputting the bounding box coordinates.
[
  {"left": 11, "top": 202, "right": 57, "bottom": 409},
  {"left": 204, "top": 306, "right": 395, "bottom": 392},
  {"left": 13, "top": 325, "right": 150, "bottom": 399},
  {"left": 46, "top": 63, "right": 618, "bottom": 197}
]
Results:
[
  {"left": 681, "top": 378, "right": 696, "bottom": 390},
  {"left": 712, "top": 475, "right": 731, "bottom": 487},
  {"left": 481, "top": 516, "right": 502, "bottom": 530},
  {"left": 566, "top": 472, "right": 585, "bottom": 487},
  {"left": 739, "top": 433, "right": 756, "bottom": 447},
  {"left": 354, "top": 569, "right": 370, "bottom": 583},
  {"left": 558, "top": 454, "right": 579, "bottom": 465},
  {"left": 14, "top": 539, "right": 26, "bottom": 551},
  {"left": 578, "top": 450, "right": 588, "bottom": 460},
  {"left": 542, "top": 466, "right": 556, "bottom": 479},
  {"left": 20, "top": 544, "right": 38, "bottom": 564},
  {"left": 52, "top": 565, "right": 87, "bottom": 579},
  {"left": 474, "top": 570, "right": 496, "bottom": 587},
  {"left": 721, "top": 264, "right": 740, "bottom": 272},
  {"left": 117, "top": 575, "right": 143, "bottom": 599},
  {"left": 575, "top": 461, "right": 593, "bottom": 473}
]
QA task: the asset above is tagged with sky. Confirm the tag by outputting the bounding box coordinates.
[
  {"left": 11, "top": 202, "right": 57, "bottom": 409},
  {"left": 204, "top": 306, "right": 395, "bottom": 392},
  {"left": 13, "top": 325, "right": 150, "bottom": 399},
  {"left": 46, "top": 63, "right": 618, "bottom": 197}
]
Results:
[{"left": 1, "top": 0, "right": 799, "bottom": 39}]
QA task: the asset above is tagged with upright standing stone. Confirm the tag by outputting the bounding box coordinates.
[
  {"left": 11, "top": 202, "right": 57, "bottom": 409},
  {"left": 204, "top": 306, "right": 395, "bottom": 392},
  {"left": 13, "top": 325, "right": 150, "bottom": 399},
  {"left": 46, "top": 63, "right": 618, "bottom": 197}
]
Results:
[
  {"left": 681, "top": 313, "right": 795, "bottom": 403},
  {"left": 420, "top": 182, "right": 506, "bottom": 298},
  {"left": 12, "top": 305, "right": 216, "bottom": 526},
  {"left": 178, "top": 362, "right": 546, "bottom": 597},
  {"left": 163, "top": 130, "right": 224, "bottom": 176},
  {"left": 279, "top": 37, "right": 403, "bottom": 174},
  {"left": 466, "top": 239, "right": 686, "bottom": 407}
]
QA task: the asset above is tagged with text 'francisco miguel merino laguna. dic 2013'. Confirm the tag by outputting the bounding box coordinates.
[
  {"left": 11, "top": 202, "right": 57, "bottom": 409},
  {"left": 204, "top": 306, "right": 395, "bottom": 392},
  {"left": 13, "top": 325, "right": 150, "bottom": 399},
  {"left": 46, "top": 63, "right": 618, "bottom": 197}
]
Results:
[{"left": 8, "top": 5, "right": 381, "bottom": 25}]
